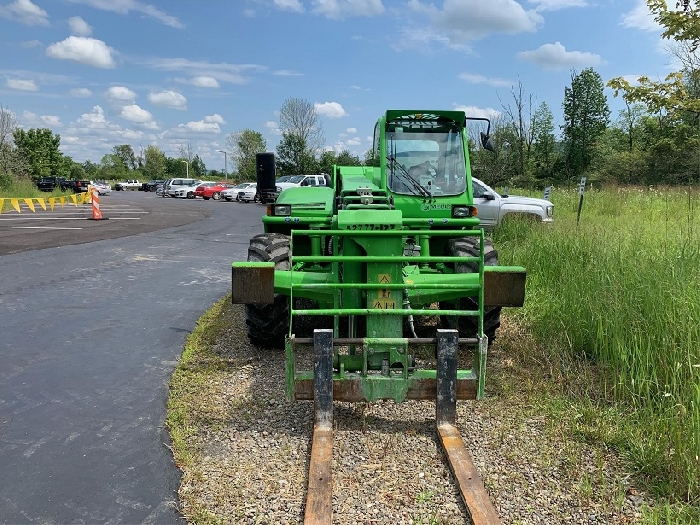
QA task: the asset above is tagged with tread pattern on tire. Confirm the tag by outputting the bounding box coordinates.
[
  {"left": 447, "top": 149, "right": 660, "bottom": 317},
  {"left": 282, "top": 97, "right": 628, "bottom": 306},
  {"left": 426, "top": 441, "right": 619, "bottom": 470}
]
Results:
[
  {"left": 244, "top": 233, "right": 291, "bottom": 348},
  {"left": 441, "top": 237, "right": 502, "bottom": 344}
]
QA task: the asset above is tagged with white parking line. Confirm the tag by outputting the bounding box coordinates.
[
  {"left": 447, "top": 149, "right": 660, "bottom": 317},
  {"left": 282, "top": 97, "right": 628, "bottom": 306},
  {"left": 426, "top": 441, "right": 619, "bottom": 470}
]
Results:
[{"left": 12, "top": 226, "right": 83, "bottom": 230}]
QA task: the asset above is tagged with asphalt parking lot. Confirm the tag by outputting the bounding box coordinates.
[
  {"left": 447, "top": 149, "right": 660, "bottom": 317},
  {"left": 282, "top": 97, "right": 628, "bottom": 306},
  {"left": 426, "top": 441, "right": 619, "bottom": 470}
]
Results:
[
  {"left": 0, "top": 191, "right": 215, "bottom": 255},
  {"left": 0, "top": 191, "right": 265, "bottom": 524}
]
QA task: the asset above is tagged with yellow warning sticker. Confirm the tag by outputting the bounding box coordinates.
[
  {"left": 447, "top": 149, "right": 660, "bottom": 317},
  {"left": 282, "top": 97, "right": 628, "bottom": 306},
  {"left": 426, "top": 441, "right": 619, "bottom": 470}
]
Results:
[
  {"left": 378, "top": 274, "right": 391, "bottom": 284},
  {"left": 372, "top": 300, "right": 396, "bottom": 309}
]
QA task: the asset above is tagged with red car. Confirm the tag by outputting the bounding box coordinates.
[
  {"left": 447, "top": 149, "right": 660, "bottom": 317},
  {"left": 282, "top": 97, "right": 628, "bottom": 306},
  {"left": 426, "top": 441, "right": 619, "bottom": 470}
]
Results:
[{"left": 194, "top": 182, "right": 234, "bottom": 200}]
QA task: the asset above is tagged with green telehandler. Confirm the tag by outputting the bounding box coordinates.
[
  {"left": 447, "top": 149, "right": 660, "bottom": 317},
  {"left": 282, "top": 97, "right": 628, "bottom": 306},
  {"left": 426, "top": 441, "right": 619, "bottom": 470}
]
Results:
[{"left": 232, "top": 110, "right": 526, "bottom": 524}]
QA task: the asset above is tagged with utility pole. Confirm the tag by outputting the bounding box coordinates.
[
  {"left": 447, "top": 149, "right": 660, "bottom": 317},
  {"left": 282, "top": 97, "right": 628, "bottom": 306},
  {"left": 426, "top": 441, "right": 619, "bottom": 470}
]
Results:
[
  {"left": 217, "top": 150, "right": 228, "bottom": 179},
  {"left": 181, "top": 160, "right": 189, "bottom": 178}
]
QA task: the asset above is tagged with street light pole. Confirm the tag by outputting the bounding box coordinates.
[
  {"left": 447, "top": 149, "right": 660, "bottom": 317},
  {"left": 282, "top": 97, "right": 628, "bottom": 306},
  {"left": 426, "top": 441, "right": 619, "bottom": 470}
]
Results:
[
  {"left": 217, "top": 150, "right": 227, "bottom": 179},
  {"left": 181, "top": 160, "right": 189, "bottom": 178}
]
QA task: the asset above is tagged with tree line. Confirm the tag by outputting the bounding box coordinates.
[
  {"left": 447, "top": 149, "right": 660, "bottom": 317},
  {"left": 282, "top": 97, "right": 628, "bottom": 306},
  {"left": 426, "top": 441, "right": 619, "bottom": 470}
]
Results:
[{"left": 2, "top": 2, "right": 699, "bottom": 191}]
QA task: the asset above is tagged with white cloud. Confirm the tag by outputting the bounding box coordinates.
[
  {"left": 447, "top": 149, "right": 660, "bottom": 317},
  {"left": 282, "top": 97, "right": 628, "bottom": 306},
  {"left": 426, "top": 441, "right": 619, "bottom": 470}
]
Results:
[
  {"left": 621, "top": 0, "right": 661, "bottom": 32},
  {"left": 528, "top": 0, "right": 587, "bottom": 11},
  {"left": 71, "top": 87, "right": 93, "bottom": 97},
  {"left": 68, "top": 16, "right": 92, "bottom": 36},
  {"left": 117, "top": 128, "right": 143, "bottom": 140},
  {"left": 41, "top": 115, "right": 62, "bottom": 127},
  {"left": 273, "top": 0, "right": 304, "bottom": 13},
  {"left": 458, "top": 73, "right": 513, "bottom": 88},
  {"left": 120, "top": 103, "right": 155, "bottom": 125},
  {"left": 178, "top": 120, "right": 221, "bottom": 134},
  {"left": 21, "top": 39, "right": 41, "bottom": 48},
  {"left": 204, "top": 114, "right": 225, "bottom": 124},
  {"left": 66, "top": 0, "right": 184, "bottom": 28},
  {"left": 77, "top": 105, "right": 108, "bottom": 126},
  {"left": 145, "top": 58, "right": 265, "bottom": 85},
  {"left": 188, "top": 76, "right": 220, "bottom": 88},
  {"left": 274, "top": 70, "right": 303, "bottom": 76},
  {"left": 105, "top": 86, "right": 136, "bottom": 104},
  {"left": 6, "top": 78, "right": 38, "bottom": 91},
  {"left": 46, "top": 36, "right": 116, "bottom": 68},
  {"left": 148, "top": 89, "right": 187, "bottom": 109},
  {"left": 452, "top": 104, "right": 501, "bottom": 120},
  {"left": 311, "top": 0, "right": 384, "bottom": 19},
  {"left": 517, "top": 41, "right": 602, "bottom": 70},
  {"left": 407, "top": 0, "right": 542, "bottom": 45},
  {"left": 346, "top": 127, "right": 357, "bottom": 134},
  {"left": 315, "top": 102, "right": 348, "bottom": 118},
  {"left": 265, "top": 121, "right": 281, "bottom": 135},
  {"left": 0, "top": 0, "right": 49, "bottom": 26}
]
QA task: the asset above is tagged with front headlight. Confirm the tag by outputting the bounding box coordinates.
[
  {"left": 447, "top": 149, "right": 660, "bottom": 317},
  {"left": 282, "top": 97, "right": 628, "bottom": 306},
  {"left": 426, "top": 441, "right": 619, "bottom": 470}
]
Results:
[
  {"left": 274, "top": 204, "right": 291, "bottom": 216},
  {"left": 452, "top": 205, "right": 476, "bottom": 218},
  {"left": 546, "top": 205, "right": 553, "bottom": 217}
]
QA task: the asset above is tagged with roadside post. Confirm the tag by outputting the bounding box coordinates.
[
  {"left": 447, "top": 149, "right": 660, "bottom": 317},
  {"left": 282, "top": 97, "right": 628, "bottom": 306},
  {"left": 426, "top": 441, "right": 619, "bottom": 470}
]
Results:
[
  {"left": 543, "top": 186, "right": 552, "bottom": 200},
  {"left": 576, "top": 177, "right": 586, "bottom": 226}
]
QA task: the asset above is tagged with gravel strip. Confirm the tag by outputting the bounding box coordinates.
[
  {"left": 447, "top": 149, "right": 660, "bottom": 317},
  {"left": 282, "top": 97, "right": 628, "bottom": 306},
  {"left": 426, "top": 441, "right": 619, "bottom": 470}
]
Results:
[{"left": 173, "top": 304, "right": 650, "bottom": 524}]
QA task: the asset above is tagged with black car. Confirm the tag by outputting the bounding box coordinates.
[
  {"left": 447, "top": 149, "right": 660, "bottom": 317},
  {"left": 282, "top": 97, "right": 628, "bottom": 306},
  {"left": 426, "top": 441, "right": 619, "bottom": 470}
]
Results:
[{"left": 141, "top": 179, "right": 165, "bottom": 192}]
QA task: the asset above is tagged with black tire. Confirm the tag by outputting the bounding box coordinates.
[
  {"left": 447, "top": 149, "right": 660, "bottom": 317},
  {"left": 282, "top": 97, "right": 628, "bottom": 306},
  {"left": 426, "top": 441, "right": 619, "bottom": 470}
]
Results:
[
  {"left": 187, "top": 192, "right": 194, "bottom": 199},
  {"left": 440, "top": 237, "right": 501, "bottom": 344},
  {"left": 244, "top": 234, "right": 291, "bottom": 348},
  {"left": 203, "top": 196, "right": 210, "bottom": 200},
  {"left": 212, "top": 192, "right": 221, "bottom": 201}
]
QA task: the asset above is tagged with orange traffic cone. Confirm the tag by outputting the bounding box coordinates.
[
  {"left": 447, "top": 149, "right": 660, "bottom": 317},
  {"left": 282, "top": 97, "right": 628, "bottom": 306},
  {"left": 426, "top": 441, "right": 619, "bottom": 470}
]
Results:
[{"left": 88, "top": 187, "right": 108, "bottom": 220}]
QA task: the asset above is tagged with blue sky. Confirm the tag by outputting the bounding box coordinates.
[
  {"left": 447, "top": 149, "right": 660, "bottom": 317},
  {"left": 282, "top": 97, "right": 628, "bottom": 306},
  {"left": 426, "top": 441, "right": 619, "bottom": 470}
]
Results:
[{"left": 0, "top": 0, "right": 676, "bottom": 172}]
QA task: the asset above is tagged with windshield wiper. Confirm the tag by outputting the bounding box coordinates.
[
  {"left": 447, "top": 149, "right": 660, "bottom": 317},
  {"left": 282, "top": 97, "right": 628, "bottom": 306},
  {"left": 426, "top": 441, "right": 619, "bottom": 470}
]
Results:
[{"left": 386, "top": 156, "right": 430, "bottom": 198}]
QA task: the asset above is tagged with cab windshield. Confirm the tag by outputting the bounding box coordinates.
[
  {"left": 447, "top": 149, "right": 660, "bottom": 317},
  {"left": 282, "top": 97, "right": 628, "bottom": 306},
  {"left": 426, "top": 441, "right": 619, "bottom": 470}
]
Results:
[{"left": 385, "top": 122, "right": 466, "bottom": 197}]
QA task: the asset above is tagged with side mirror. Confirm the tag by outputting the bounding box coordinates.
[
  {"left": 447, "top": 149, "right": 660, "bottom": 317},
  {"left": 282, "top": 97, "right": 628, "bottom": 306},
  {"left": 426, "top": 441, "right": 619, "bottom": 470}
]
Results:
[{"left": 480, "top": 132, "right": 495, "bottom": 152}]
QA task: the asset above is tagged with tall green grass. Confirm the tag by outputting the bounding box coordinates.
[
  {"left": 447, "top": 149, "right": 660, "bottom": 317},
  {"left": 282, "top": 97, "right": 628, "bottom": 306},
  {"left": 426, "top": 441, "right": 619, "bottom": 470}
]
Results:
[
  {"left": 0, "top": 179, "right": 72, "bottom": 212},
  {"left": 494, "top": 185, "right": 700, "bottom": 512}
]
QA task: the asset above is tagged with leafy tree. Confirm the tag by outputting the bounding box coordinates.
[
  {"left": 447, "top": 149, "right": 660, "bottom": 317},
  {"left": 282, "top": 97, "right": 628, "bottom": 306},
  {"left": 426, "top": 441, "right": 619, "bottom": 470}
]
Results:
[
  {"left": 227, "top": 129, "right": 266, "bottom": 180},
  {"left": 276, "top": 132, "right": 318, "bottom": 175},
  {"left": 82, "top": 160, "right": 99, "bottom": 179},
  {"left": 336, "top": 150, "right": 361, "bottom": 167},
  {"left": 70, "top": 161, "right": 86, "bottom": 180},
  {"left": 13, "top": 128, "right": 66, "bottom": 179},
  {"left": 279, "top": 97, "right": 324, "bottom": 152},
  {"left": 531, "top": 102, "right": 558, "bottom": 183},
  {"left": 190, "top": 155, "right": 206, "bottom": 177},
  {"left": 648, "top": 0, "right": 700, "bottom": 49},
  {"left": 317, "top": 150, "right": 359, "bottom": 174},
  {"left": 113, "top": 145, "right": 137, "bottom": 170},
  {"left": 364, "top": 147, "right": 379, "bottom": 167},
  {"left": 143, "top": 145, "right": 167, "bottom": 180},
  {"left": 99, "top": 153, "right": 128, "bottom": 179},
  {"left": 562, "top": 68, "right": 610, "bottom": 179}
]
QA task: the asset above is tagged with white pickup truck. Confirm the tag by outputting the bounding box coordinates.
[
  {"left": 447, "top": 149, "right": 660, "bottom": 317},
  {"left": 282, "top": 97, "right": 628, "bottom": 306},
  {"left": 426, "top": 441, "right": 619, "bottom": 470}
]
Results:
[
  {"left": 472, "top": 177, "right": 553, "bottom": 231},
  {"left": 276, "top": 174, "right": 329, "bottom": 191},
  {"left": 115, "top": 179, "right": 141, "bottom": 191}
]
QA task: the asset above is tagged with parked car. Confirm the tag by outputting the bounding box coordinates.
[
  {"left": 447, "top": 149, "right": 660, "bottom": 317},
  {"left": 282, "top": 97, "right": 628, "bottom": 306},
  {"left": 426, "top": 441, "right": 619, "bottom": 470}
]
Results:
[
  {"left": 115, "top": 179, "right": 141, "bottom": 191},
  {"left": 36, "top": 176, "right": 67, "bottom": 192},
  {"left": 237, "top": 183, "right": 258, "bottom": 203},
  {"left": 141, "top": 180, "right": 164, "bottom": 192},
  {"left": 61, "top": 180, "right": 92, "bottom": 193},
  {"left": 194, "top": 182, "right": 234, "bottom": 200},
  {"left": 221, "top": 182, "right": 256, "bottom": 202},
  {"left": 166, "top": 178, "right": 202, "bottom": 198},
  {"left": 471, "top": 177, "right": 554, "bottom": 231},
  {"left": 91, "top": 181, "right": 112, "bottom": 195}
]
